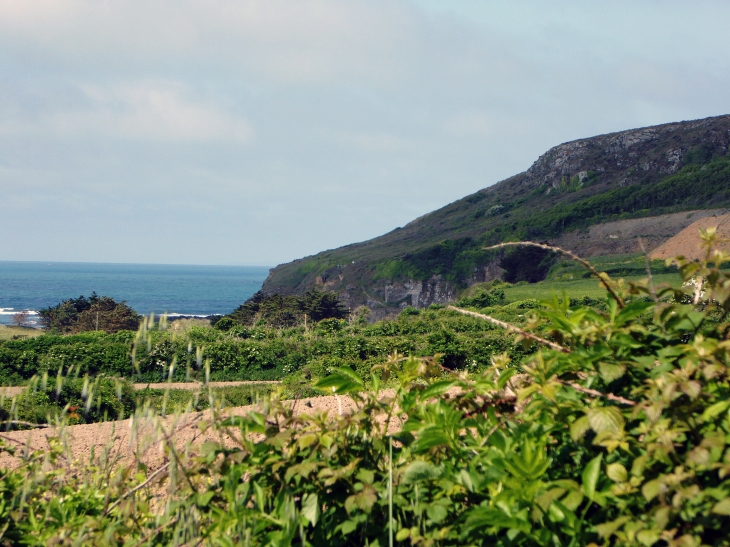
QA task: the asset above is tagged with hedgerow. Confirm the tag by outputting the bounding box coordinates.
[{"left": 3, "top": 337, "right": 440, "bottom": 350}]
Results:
[{"left": 0, "top": 308, "right": 528, "bottom": 386}]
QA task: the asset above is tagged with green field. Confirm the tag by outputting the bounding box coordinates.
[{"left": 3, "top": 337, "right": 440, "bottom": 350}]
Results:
[
  {"left": 0, "top": 325, "right": 43, "bottom": 341},
  {"left": 503, "top": 271, "right": 682, "bottom": 301}
]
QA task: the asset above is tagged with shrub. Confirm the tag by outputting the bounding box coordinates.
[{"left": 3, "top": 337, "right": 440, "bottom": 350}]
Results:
[
  {"left": 3, "top": 234, "right": 730, "bottom": 544},
  {"left": 38, "top": 293, "right": 141, "bottom": 334}
]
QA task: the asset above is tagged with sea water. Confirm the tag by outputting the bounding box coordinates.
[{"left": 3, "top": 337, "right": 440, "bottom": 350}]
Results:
[{"left": 0, "top": 261, "right": 271, "bottom": 327}]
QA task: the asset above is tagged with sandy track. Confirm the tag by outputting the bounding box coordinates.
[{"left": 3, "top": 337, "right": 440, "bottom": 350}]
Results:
[
  {"left": 0, "top": 381, "right": 281, "bottom": 398},
  {"left": 0, "top": 391, "right": 395, "bottom": 470}
]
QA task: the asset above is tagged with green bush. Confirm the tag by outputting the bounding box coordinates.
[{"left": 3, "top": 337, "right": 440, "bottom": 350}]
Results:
[
  {"left": 38, "top": 293, "right": 141, "bottom": 334},
  {"left": 3, "top": 235, "right": 730, "bottom": 544},
  {"left": 2, "top": 375, "right": 135, "bottom": 425}
]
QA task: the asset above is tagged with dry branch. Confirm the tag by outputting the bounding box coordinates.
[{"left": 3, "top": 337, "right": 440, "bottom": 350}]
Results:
[
  {"left": 564, "top": 381, "right": 636, "bottom": 406},
  {"left": 447, "top": 305, "right": 570, "bottom": 353}
]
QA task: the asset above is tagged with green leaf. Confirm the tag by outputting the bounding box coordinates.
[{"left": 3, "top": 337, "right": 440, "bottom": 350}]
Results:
[
  {"left": 497, "top": 368, "right": 518, "bottom": 390},
  {"left": 631, "top": 455, "right": 647, "bottom": 477},
  {"left": 396, "top": 528, "right": 411, "bottom": 541},
  {"left": 614, "top": 301, "right": 653, "bottom": 326},
  {"left": 587, "top": 407, "right": 625, "bottom": 434},
  {"left": 412, "top": 427, "right": 452, "bottom": 452},
  {"left": 345, "top": 485, "right": 378, "bottom": 514},
  {"left": 712, "top": 498, "right": 730, "bottom": 515},
  {"left": 596, "top": 516, "right": 630, "bottom": 538},
  {"left": 582, "top": 454, "right": 602, "bottom": 500},
  {"left": 462, "top": 506, "right": 530, "bottom": 535},
  {"left": 701, "top": 401, "right": 730, "bottom": 423},
  {"left": 637, "top": 529, "right": 660, "bottom": 546},
  {"left": 570, "top": 416, "right": 590, "bottom": 441},
  {"left": 355, "top": 468, "right": 374, "bottom": 484},
  {"left": 642, "top": 478, "right": 662, "bottom": 501},
  {"left": 314, "top": 368, "right": 364, "bottom": 394},
  {"left": 340, "top": 519, "right": 358, "bottom": 535},
  {"left": 297, "top": 434, "right": 318, "bottom": 450},
  {"left": 420, "top": 380, "right": 458, "bottom": 401},
  {"left": 426, "top": 503, "right": 448, "bottom": 523},
  {"left": 606, "top": 463, "right": 628, "bottom": 483},
  {"left": 598, "top": 362, "right": 626, "bottom": 383},
  {"left": 370, "top": 373, "right": 381, "bottom": 394},
  {"left": 332, "top": 366, "right": 364, "bottom": 384},
  {"left": 200, "top": 440, "right": 221, "bottom": 457},
  {"left": 301, "top": 493, "right": 320, "bottom": 525},
  {"left": 196, "top": 491, "right": 215, "bottom": 507},
  {"left": 403, "top": 461, "right": 442, "bottom": 484},
  {"left": 562, "top": 490, "right": 584, "bottom": 511}
]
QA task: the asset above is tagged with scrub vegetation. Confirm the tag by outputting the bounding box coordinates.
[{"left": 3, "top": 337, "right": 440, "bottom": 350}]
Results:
[{"left": 2, "top": 233, "right": 730, "bottom": 545}]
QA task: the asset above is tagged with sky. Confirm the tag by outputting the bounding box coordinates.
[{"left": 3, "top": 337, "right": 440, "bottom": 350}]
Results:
[{"left": 1, "top": 0, "right": 729, "bottom": 267}]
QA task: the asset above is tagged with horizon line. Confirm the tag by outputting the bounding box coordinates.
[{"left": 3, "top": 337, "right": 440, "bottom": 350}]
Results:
[{"left": 0, "top": 259, "right": 274, "bottom": 268}]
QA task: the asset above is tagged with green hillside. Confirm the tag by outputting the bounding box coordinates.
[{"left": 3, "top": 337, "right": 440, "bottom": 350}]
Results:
[{"left": 263, "top": 114, "right": 730, "bottom": 311}]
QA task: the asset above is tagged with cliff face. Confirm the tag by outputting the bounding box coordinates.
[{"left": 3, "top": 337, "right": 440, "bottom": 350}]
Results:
[
  {"left": 263, "top": 114, "right": 730, "bottom": 315},
  {"left": 519, "top": 117, "right": 729, "bottom": 189}
]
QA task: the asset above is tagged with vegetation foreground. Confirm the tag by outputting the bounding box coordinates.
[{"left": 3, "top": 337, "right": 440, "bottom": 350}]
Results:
[{"left": 3, "top": 235, "right": 730, "bottom": 545}]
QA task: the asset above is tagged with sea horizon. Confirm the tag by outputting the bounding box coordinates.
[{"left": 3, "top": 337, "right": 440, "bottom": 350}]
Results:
[{"left": 0, "top": 260, "right": 271, "bottom": 327}]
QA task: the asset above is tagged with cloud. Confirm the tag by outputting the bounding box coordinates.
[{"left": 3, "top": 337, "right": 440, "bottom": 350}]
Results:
[
  {"left": 0, "top": 80, "right": 253, "bottom": 143},
  {"left": 0, "top": 0, "right": 426, "bottom": 86},
  {"left": 60, "top": 82, "right": 254, "bottom": 143},
  {"left": 0, "top": 0, "right": 729, "bottom": 265}
]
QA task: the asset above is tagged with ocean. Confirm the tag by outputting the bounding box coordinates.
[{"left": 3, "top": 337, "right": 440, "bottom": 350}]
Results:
[{"left": 0, "top": 261, "right": 271, "bottom": 327}]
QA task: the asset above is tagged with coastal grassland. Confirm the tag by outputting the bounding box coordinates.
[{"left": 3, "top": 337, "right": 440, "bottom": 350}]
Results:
[
  {"left": 453, "top": 252, "right": 682, "bottom": 302},
  {"left": 264, "top": 146, "right": 730, "bottom": 294},
  {"left": 0, "top": 325, "right": 43, "bottom": 341},
  {"left": 502, "top": 271, "right": 682, "bottom": 301}
]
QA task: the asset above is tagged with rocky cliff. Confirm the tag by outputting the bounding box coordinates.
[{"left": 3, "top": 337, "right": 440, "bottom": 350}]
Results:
[{"left": 262, "top": 114, "right": 730, "bottom": 315}]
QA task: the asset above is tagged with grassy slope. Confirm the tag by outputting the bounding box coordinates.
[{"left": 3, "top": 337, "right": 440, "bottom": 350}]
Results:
[
  {"left": 503, "top": 272, "right": 681, "bottom": 301},
  {"left": 264, "top": 115, "right": 730, "bottom": 295},
  {"left": 0, "top": 326, "right": 43, "bottom": 341}
]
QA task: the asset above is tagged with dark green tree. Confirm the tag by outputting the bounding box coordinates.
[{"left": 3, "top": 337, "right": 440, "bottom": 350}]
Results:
[{"left": 38, "top": 293, "right": 141, "bottom": 334}]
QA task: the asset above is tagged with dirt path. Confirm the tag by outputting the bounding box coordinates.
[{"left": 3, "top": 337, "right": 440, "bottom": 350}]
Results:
[
  {"left": 0, "top": 381, "right": 281, "bottom": 398},
  {"left": 0, "top": 390, "right": 396, "bottom": 470}
]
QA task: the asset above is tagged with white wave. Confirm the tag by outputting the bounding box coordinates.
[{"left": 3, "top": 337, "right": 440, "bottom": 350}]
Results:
[
  {"left": 164, "top": 313, "right": 211, "bottom": 318},
  {"left": 0, "top": 308, "right": 38, "bottom": 315}
]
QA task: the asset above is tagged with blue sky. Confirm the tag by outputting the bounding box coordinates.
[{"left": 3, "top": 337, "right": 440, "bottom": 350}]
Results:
[{"left": 1, "top": 0, "right": 729, "bottom": 266}]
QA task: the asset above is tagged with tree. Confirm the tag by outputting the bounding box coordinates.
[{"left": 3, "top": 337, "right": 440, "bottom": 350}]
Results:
[
  {"left": 10, "top": 310, "right": 30, "bottom": 328},
  {"left": 219, "top": 288, "right": 348, "bottom": 329},
  {"left": 38, "top": 293, "right": 141, "bottom": 334},
  {"left": 299, "top": 287, "right": 348, "bottom": 321}
]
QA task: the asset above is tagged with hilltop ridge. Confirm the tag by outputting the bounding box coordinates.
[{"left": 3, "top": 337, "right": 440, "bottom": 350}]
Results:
[{"left": 263, "top": 114, "right": 730, "bottom": 317}]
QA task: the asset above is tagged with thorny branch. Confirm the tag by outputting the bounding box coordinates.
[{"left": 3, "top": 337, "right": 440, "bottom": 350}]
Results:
[{"left": 447, "top": 305, "right": 570, "bottom": 353}]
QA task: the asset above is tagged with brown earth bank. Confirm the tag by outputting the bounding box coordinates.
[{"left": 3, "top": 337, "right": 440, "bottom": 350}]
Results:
[
  {"left": 548, "top": 208, "right": 729, "bottom": 258},
  {"left": 650, "top": 213, "right": 730, "bottom": 261}
]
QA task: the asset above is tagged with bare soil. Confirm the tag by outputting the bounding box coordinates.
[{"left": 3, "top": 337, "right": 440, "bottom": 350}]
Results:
[
  {"left": 550, "top": 209, "right": 728, "bottom": 257},
  {"left": 649, "top": 213, "right": 730, "bottom": 261},
  {"left": 0, "top": 391, "right": 394, "bottom": 470}
]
